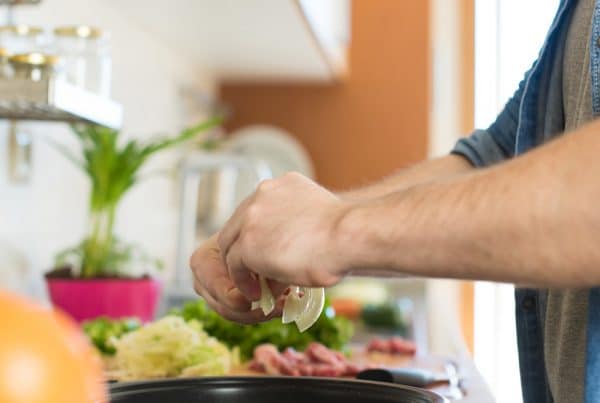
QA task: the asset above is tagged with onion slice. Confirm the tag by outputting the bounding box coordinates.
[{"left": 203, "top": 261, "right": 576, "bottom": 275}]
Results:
[
  {"left": 251, "top": 276, "right": 275, "bottom": 315},
  {"left": 251, "top": 276, "right": 325, "bottom": 332},
  {"left": 281, "top": 286, "right": 305, "bottom": 324},
  {"left": 290, "top": 287, "right": 325, "bottom": 332}
]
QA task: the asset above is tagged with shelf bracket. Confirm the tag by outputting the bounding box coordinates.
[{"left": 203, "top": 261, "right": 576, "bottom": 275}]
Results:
[{"left": 7, "top": 120, "right": 32, "bottom": 183}]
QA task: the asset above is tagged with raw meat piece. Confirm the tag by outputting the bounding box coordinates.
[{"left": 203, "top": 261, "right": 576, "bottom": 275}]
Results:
[
  {"left": 366, "top": 337, "right": 417, "bottom": 355},
  {"left": 282, "top": 347, "right": 307, "bottom": 364},
  {"left": 305, "top": 342, "right": 345, "bottom": 366},
  {"left": 389, "top": 337, "right": 417, "bottom": 355},
  {"left": 366, "top": 338, "right": 387, "bottom": 352},
  {"left": 343, "top": 362, "right": 364, "bottom": 376},
  {"left": 311, "top": 363, "right": 346, "bottom": 377},
  {"left": 249, "top": 342, "right": 367, "bottom": 378},
  {"left": 253, "top": 344, "right": 299, "bottom": 376}
]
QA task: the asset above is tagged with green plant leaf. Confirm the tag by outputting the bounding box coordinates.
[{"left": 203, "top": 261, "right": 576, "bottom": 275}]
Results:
[
  {"left": 56, "top": 116, "right": 223, "bottom": 277},
  {"left": 141, "top": 116, "right": 223, "bottom": 158}
]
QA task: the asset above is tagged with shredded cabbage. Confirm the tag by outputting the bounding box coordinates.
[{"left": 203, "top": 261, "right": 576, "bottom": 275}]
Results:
[{"left": 111, "top": 316, "right": 238, "bottom": 380}]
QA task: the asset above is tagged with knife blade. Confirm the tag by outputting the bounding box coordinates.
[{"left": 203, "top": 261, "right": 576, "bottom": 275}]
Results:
[{"left": 357, "top": 367, "right": 448, "bottom": 387}]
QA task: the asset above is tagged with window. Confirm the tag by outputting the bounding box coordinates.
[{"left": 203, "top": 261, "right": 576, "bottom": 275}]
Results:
[{"left": 473, "top": 1, "right": 560, "bottom": 402}]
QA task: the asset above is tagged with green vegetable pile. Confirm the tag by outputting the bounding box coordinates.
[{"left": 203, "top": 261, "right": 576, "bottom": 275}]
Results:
[
  {"left": 361, "top": 301, "right": 408, "bottom": 334},
  {"left": 82, "top": 316, "right": 141, "bottom": 355},
  {"left": 82, "top": 299, "right": 353, "bottom": 361},
  {"left": 111, "top": 316, "right": 237, "bottom": 379},
  {"left": 171, "top": 299, "right": 353, "bottom": 360}
]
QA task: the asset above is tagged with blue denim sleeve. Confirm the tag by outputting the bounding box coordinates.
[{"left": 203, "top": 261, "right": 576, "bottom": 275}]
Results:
[{"left": 451, "top": 69, "right": 530, "bottom": 167}]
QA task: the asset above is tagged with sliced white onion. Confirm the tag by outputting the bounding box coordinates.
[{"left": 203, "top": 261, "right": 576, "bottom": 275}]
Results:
[
  {"left": 251, "top": 276, "right": 325, "bottom": 332},
  {"left": 292, "top": 287, "right": 325, "bottom": 332},
  {"left": 251, "top": 276, "right": 275, "bottom": 315},
  {"left": 281, "top": 286, "right": 305, "bottom": 324},
  {"left": 295, "top": 288, "right": 325, "bottom": 332}
]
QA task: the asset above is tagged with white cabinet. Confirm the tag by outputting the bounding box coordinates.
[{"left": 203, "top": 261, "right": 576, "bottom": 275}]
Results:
[{"left": 104, "top": 0, "right": 351, "bottom": 83}]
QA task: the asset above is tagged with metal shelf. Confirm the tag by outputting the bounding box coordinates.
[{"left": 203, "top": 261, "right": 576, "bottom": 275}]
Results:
[
  {"left": 0, "top": 0, "right": 41, "bottom": 4},
  {"left": 0, "top": 77, "right": 123, "bottom": 129}
]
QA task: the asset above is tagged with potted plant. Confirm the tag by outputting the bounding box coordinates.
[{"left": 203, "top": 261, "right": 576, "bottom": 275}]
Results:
[{"left": 45, "top": 118, "right": 221, "bottom": 322}]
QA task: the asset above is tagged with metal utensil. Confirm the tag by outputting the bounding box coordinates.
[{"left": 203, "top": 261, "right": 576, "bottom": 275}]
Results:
[
  {"left": 443, "top": 361, "right": 465, "bottom": 400},
  {"left": 357, "top": 367, "right": 449, "bottom": 388},
  {"left": 357, "top": 363, "right": 464, "bottom": 401}
]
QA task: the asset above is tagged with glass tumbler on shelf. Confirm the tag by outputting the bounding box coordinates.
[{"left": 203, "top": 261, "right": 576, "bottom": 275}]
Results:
[
  {"left": 0, "top": 25, "right": 45, "bottom": 55},
  {"left": 9, "top": 53, "right": 61, "bottom": 82},
  {"left": 53, "top": 25, "right": 111, "bottom": 97},
  {"left": 0, "top": 47, "right": 12, "bottom": 78}
]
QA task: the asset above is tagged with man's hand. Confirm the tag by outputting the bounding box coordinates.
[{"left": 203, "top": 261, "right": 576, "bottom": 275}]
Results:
[
  {"left": 189, "top": 233, "right": 282, "bottom": 323},
  {"left": 218, "top": 172, "right": 349, "bottom": 302}
]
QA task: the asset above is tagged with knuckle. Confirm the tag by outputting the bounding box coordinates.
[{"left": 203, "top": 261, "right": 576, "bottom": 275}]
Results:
[
  {"left": 216, "top": 232, "right": 226, "bottom": 250},
  {"left": 257, "top": 179, "right": 275, "bottom": 193},
  {"left": 306, "top": 268, "right": 339, "bottom": 288},
  {"left": 284, "top": 171, "right": 302, "bottom": 181},
  {"left": 245, "top": 205, "right": 262, "bottom": 227},
  {"left": 246, "top": 203, "right": 259, "bottom": 217},
  {"left": 189, "top": 247, "right": 203, "bottom": 270},
  {"left": 239, "top": 234, "right": 256, "bottom": 258}
]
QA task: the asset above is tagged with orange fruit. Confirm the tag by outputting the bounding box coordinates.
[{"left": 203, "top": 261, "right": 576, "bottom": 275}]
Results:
[{"left": 0, "top": 290, "right": 107, "bottom": 403}]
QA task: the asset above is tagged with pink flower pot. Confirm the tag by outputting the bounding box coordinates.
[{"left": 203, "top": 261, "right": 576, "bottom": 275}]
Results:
[{"left": 46, "top": 277, "right": 161, "bottom": 323}]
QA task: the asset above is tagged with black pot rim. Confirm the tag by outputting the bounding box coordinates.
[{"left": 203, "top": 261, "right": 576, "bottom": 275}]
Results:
[{"left": 109, "top": 376, "right": 448, "bottom": 403}]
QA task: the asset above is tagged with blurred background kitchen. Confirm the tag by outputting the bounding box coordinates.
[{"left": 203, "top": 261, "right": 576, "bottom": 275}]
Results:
[{"left": 0, "top": 1, "right": 559, "bottom": 402}]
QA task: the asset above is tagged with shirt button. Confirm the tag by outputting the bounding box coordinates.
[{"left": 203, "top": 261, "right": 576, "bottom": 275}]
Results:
[{"left": 522, "top": 296, "right": 536, "bottom": 312}]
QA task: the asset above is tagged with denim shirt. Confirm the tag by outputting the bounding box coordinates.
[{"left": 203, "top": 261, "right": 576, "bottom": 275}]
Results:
[{"left": 451, "top": 1, "right": 600, "bottom": 402}]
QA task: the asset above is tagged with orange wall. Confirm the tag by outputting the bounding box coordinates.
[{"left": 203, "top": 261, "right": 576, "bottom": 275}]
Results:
[
  {"left": 220, "top": 0, "right": 430, "bottom": 190},
  {"left": 458, "top": 0, "right": 476, "bottom": 354}
]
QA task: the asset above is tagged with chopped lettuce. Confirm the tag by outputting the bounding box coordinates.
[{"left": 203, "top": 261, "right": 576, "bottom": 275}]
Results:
[
  {"left": 82, "top": 316, "right": 140, "bottom": 355},
  {"left": 172, "top": 298, "right": 353, "bottom": 360},
  {"left": 82, "top": 298, "right": 353, "bottom": 367},
  {"left": 111, "top": 316, "right": 238, "bottom": 379}
]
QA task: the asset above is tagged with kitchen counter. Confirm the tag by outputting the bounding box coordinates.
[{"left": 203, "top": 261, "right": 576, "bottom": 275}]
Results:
[
  {"left": 233, "top": 348, "right": 494, "bottom": 402},
  {"left": 416, "top": 353, "right": 495, "bottom": 403}
]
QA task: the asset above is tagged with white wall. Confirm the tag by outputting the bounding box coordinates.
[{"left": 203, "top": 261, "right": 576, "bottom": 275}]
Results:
[
  {"left": 428, "top": 0, "right": 463, "bottom": 158},
  {"left": 425, "top": 0, "right": 469, "bottom": 357},
  {"left": 0, "top": 0, "right": 216, "bottom": 298}
]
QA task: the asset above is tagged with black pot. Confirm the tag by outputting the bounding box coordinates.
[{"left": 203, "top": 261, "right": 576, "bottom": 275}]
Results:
[{"left": 109, "top": 376, "right": 447, "bottom": 403}]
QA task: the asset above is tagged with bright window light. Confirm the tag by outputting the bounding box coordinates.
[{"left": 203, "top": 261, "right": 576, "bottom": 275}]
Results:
[{"left": 473, "top": 1, "right": 559, "bottom": 403}]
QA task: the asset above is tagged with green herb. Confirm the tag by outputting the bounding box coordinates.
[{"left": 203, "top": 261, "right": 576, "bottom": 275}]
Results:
[
  {"left": 171, "top": 298, "right": 353, "bottom": 360},
  {"left": 84, "top": 299, "right": 353, "bottom": 360},
  {"left": 361, "top": 301, "right": 408, "bottom": 333},
  {"left": 82, "top": 316, "right": 141, "bottom": 355},
  {"left": 51, "top": 117, "right": 222, "bottom": 278}
]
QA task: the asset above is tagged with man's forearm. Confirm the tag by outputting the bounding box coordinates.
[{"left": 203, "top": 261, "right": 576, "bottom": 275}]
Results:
[
  {"left": 340, "top": 154, "right": 474, "bottom": 201},
  {"left": 337, "top": 120, "right": 600, "bottom": 287}
]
